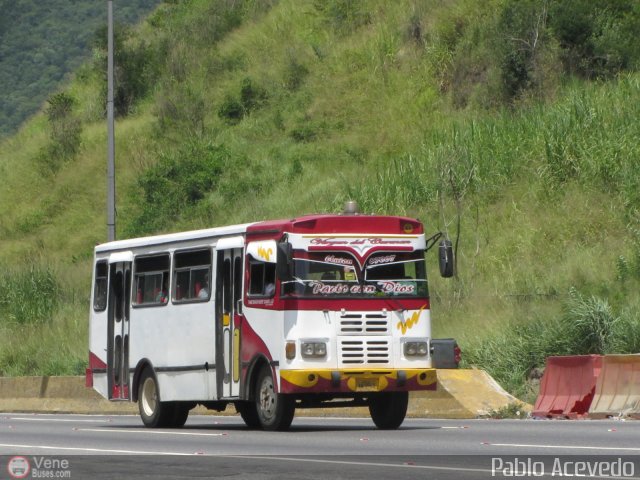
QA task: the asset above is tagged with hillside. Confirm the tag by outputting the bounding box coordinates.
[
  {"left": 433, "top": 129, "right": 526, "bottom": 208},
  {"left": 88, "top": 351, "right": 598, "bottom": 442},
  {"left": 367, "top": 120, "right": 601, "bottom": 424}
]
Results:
[
  {"left": 0, "top": 0, "right": 161, "bottom": 138},
  {"left": 0, "top": 0, "right": 639, "bottom": 401}
]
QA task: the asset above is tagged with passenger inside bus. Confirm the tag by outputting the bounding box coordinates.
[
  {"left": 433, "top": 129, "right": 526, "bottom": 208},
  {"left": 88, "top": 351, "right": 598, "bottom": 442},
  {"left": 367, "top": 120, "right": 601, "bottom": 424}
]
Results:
[
  {"left": 155, "top": 276, "right": 168, "bottom": 303},
  {"left": 196, "top": 277, "right": 209, "bottom": 299}
]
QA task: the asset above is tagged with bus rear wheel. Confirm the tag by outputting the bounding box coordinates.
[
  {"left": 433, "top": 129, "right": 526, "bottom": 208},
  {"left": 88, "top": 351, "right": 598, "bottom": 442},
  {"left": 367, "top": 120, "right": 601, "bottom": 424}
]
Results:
[
  {"left": 255, "top": 366, "right": 295, "bottom": 431},
  {"left": 138, "top": 368, "right": 189, "bottom": 428},
  {"left": 368, "top": 392, "right": 408, "bottom": 430}
]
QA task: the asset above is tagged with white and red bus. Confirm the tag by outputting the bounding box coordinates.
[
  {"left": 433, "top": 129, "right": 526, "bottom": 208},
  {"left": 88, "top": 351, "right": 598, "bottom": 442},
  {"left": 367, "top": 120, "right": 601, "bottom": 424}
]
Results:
[{"left": 87, "top": 208, "right": 453, "bottom": 430}]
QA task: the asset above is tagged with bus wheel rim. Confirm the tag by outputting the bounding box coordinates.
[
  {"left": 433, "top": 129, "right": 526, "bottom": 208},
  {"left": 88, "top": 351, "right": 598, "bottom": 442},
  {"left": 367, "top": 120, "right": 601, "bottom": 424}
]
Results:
[
  {"left": 259, "top": 376, "right": 276, "bottom": 421},
  {"left": 141, "top": 377, "right": 157, "bottom": 417}
]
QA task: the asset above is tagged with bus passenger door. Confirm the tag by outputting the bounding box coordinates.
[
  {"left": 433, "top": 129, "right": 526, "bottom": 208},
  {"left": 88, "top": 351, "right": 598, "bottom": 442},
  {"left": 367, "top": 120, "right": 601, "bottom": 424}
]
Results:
[
  {"left": 215, "top": 246, "right": 243, "bottom": 399},
  {"left": 107, "top": 260, "right": 132, "bottom": 400}
]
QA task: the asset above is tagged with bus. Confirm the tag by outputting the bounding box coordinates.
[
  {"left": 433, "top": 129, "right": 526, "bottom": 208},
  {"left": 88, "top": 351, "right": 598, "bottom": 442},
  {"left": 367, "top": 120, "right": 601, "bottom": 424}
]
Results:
[{"left": 86, "top": 207, "right": 454, "bottom": 430}]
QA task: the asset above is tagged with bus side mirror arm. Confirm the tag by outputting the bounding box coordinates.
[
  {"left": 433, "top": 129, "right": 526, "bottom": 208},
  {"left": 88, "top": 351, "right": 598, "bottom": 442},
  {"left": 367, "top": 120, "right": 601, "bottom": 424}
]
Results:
[
  {"left": 277, "top": 242, "right": 293, "bottom": 281},
  {"left": 425, "top": 232, "right": 443, "bottom": 252}
]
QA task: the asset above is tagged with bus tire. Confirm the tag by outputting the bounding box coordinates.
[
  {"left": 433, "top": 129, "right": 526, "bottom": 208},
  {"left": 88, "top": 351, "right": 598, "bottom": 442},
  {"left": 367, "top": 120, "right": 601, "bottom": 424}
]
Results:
[
  {"left": 368, "top": 392, "right": 408, "bottom": 430},
  {"left": 171, "top": 402, "right": 190, "bottom": 428},
  {"left": 236, "top": 401, "right": 260, "bottom": 429},
  {"left": 138, "top": 368, "right": 175, "bottom": 428},
  {"left": 255, "top": 366, "right": 295, "bottom": 431}
]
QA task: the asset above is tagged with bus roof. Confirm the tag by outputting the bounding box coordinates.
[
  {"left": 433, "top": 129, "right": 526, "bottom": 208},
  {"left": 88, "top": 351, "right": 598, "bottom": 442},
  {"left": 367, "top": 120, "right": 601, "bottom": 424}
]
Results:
[
  {"left": 94, "top": 222, "right": 256, "bottom": 253},
  {"left": 246, "top": 214, "right": 424, "bottom": 236},
  {"left": 94, "top": 214, "right": 423, "bottom": 253}
]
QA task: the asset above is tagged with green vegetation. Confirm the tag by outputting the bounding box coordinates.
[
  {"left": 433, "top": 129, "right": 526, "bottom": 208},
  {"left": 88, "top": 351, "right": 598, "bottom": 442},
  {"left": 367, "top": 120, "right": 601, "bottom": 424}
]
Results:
[
  {"left": 0, "top": 0, "right": 639, "bottom": 400},
  {"left": 0, "top": 0, "right": 161, "bottom": 138}
]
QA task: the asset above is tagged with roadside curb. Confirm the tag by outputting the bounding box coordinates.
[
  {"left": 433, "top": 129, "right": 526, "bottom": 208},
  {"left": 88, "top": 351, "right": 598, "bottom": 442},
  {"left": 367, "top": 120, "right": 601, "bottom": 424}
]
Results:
[{"left": 0, "top": 370, "right": 524, "bottom": 418}]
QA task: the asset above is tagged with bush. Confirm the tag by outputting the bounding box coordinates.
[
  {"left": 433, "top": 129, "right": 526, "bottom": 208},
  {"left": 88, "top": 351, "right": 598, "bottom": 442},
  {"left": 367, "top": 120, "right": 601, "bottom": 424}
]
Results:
[
  {"left": 127, "top": 139, "right": 227, "bottom": 235},
  {"left": 218, "top": 94, "right": 245, "bottom": 125},
  {"left": 239, "top": 77, "right": 268, "bottom": 112},
  {"left": 290, "top": 124, "right": 317, "bottom": 143},
  {"left": 497, "top": 0, "right": 554, "bottom": 101},
  {"left": 155, "top": 81, "right": 206, "bottom": 135},
  {"left": 283, "top": 56, "right": 309, "bottom": 91},
  {"left": 218, "top": 77, "right": 268, "bottom": 125},
  {"left": 563, "top": 288, "right": 619, "bottom": 354},
  {"left": 92, "top": 24, "right": 160, "bottom": 116},
  {"left": 39, "top": 92, "right": 82, "bottom": 173},
  {"left": 548, "top": 0, "right": 640, "bottom": 78}
]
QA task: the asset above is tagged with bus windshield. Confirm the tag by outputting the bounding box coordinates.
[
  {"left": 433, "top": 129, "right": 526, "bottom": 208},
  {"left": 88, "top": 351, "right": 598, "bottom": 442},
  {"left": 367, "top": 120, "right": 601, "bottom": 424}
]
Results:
[{"left": 281, "top": 251, "right": 428, "bottom": 298}]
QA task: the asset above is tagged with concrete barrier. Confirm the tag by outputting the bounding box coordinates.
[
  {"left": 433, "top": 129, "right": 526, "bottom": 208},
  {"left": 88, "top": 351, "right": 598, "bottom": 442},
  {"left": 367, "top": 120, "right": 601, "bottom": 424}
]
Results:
[
  {"left": 589, "top": 354, "right": 640, "bottom": 419},
  {"left": 0, "top": 376, "right": 137, "bottom": 414},
  {"left": 0, "top": 370, "right": 526, "bottom": 418},
  {"left": 533, "top": 355, "right": 602, "bottom": 419},
  {"left": 410, "top": 369, "right": 524, "bottom": 419}
]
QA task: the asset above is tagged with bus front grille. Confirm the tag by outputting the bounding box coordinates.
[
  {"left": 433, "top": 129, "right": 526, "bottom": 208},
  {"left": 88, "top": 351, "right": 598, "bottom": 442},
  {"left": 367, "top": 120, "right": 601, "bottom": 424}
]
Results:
[
  {"left": 339, "top": 339, "right": 390, "bottom": 365},
  {"left": 339, "top": 312, "right": 389, "bottom": 335}
]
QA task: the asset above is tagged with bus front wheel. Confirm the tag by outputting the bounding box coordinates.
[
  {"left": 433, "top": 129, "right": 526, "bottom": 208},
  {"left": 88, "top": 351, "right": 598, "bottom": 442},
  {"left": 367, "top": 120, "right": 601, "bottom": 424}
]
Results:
[
  {"left": 368, "top": 392, "right": 408, "bottom": 430},
  {"left": 255, "top": 366, "right": 295, "bottom": 431},
  {"left": 236, "top": 401, "right": 260, "bottom": 428}
]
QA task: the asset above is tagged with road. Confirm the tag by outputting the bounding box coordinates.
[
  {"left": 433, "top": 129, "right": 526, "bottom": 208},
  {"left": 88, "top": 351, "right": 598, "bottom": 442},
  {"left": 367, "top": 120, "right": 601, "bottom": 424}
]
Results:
[{"left": 1, "top": 413, "right": 639, "bottom": 479}]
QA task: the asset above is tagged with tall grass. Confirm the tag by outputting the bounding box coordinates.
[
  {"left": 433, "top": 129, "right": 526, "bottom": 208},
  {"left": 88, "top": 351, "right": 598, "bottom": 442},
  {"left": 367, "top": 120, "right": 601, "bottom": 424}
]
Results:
[
  {"left": 346, "top": 74, "right": 640, "bottom": 215},
  {"left": 0, "top": 265, "right": 88, "bottom": 376},
  {"left": 0, "top": 266, "right": 60, "bottom": 325}
]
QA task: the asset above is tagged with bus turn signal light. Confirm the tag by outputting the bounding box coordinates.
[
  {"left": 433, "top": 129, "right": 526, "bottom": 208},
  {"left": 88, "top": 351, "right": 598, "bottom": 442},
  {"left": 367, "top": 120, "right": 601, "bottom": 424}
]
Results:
[{"left": 286, "top": 341, "right": 296, "bottom": 360}]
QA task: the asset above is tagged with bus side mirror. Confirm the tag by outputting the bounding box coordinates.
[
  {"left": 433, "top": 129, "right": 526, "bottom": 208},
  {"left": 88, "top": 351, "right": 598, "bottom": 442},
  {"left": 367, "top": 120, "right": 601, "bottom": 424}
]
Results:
[
  {"left": 277, "top": 242, "right": 293, "bottom": 281},
  {"left": 439, "top": 239, "right": 454, "bottom": 278}
]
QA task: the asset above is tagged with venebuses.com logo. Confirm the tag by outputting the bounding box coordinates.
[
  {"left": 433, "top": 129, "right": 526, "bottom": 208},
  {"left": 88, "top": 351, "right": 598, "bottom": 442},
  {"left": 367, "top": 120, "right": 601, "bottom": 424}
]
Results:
[
  {"left": 6, "top": 456, "right": 72, "bottom": 478},
  {"left": 7, "top": 456, "right": 30, "bottom": 479}
]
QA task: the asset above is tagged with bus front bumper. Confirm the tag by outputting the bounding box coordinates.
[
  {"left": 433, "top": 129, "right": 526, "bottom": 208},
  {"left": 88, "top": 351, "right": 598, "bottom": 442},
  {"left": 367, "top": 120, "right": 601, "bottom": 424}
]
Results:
[{"left": 279, "top": 368, "right": 436, "bottom": 394}]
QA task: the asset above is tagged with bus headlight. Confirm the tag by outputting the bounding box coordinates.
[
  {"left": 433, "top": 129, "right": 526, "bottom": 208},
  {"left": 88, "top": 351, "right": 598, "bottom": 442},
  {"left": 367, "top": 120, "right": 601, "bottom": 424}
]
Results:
[
  {"left": 404, "top": 341, "right": 429, "bottom": 357},
  {"left": 301, "top": 342, "right": 327, "bottom": 358}
]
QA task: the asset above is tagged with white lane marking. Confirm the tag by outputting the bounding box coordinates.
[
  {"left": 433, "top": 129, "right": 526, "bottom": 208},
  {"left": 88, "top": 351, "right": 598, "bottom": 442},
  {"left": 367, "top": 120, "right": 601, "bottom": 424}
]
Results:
[
  {"left": 490, "top": 443, "right": 640, "bottom": 452},
  {"left": 223, "top": 455, "right": 493, "bottom": 474},
  {"left": 0, "top": 443, "right": 195, "bottom": 456},
  {"left": 5, "top": 417, "right": 111, "bottom": 423},
  {"left": 78, "top": 428, "right": 225, "bottom": 437},
  {"left": 0, "top": 413, "right": 137, "bottom": 418}
]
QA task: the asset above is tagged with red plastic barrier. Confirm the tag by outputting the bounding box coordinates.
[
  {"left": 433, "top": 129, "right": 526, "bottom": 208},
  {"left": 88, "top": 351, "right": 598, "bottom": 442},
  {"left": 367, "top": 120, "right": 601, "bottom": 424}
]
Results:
[
  {"left": 533, "top": 355, "right": 602, "bottom": 418},
  {"left": 589, "top": 355, "right": 640, "bottom": 419}
]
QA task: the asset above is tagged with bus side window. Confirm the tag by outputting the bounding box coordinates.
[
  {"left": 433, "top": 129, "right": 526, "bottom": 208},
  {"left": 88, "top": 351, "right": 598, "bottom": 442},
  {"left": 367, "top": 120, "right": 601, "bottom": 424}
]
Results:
[
  {"left": 93, "top": 261, "right": 108, "bottom": 312},
  {"left": 248, "top": 261, "right": 276, "bottom": 297},
  {"left": 172, "top": 249, "right": 212, "bottom": 302},
  {"left": 133, "top": 254, "right": 170, "bottom": 306}
]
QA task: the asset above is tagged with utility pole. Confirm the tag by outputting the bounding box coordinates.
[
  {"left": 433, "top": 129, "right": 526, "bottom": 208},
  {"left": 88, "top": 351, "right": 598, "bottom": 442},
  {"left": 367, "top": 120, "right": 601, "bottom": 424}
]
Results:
[{"left": 106, "top": 0, "right": 116, "bottom": 242}]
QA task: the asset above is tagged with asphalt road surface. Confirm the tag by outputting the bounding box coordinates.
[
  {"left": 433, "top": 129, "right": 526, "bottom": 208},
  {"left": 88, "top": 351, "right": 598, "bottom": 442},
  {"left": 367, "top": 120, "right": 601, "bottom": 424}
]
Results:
[{"left": 1, "top": 413, "right": 638, "bottom": 479}]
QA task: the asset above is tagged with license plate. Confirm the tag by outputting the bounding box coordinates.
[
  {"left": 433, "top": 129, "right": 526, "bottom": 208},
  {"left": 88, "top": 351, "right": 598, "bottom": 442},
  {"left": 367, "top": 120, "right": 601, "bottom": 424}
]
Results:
[{"left": 355, "top": 378, "right": 379, "bottom": 392}]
